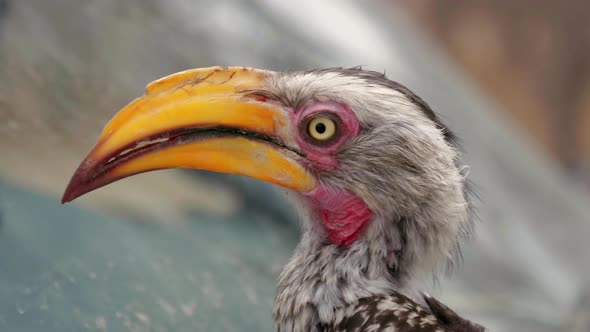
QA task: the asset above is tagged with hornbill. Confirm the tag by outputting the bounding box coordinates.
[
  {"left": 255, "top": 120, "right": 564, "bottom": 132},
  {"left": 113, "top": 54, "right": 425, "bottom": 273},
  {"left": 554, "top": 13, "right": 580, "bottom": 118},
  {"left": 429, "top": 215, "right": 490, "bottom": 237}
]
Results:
[{"left": 62, "top": 67, "right": 485, "bottom": 331}]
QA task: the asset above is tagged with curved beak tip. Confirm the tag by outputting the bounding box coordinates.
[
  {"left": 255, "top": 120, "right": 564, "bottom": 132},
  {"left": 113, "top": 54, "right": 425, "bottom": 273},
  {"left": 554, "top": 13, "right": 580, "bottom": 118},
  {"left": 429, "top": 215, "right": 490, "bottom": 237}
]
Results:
[
  {"left": 61, "top": 189, "right": 77, "bottom": 204},
  {"left": 61, "top": 165, "right": 92, "bottom": 204},
  {"left": 62, "top": 154, "right": 112, "bottom": 204}
]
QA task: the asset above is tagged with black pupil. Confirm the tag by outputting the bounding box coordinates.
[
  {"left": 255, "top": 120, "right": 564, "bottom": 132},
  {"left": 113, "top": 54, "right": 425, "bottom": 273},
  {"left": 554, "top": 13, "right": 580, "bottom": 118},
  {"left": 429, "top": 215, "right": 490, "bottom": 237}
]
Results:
[{"left": 315, "top": 122, "right": 326, "bottom": 134}]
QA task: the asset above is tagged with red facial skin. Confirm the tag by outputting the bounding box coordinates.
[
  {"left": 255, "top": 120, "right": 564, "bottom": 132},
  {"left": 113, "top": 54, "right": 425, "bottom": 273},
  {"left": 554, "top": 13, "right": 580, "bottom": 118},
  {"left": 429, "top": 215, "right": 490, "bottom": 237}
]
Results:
[
  {"left": 306, "top": 185, "right": 373, "bottom": 247},
  {"left": 292, "top": 101, "right": 373, "bottom": 246}
]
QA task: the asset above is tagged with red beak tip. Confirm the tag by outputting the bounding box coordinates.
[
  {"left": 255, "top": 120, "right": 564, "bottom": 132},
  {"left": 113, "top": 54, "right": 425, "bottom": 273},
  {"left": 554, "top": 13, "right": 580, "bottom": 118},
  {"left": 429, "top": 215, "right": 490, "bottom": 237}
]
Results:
[
  {"left": 61, "top": 163, "right": 119, "bottom": 205},
  {"left": 61, "top": 185, "right": 79, "bottom": 204},
  {"left": 61, "top": 194, "right": 72, "bottom": 204},
  {"left": 61, "top": 161, "right": 97, "bottom": 205}
]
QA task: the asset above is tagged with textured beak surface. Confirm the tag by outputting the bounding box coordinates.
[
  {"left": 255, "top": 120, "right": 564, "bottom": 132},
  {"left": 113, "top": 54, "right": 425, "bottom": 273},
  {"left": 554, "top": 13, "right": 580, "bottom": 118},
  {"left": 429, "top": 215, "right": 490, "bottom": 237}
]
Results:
[{"left": 62, "top": 67, "right": 314, "bottom": 203}]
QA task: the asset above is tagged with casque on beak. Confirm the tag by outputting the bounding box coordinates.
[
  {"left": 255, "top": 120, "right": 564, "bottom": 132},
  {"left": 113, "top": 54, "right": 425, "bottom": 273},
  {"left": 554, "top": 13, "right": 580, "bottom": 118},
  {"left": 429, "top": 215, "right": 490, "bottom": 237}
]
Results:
[{"left": 62, "top": 66, "right": 315, "bottom": 203}]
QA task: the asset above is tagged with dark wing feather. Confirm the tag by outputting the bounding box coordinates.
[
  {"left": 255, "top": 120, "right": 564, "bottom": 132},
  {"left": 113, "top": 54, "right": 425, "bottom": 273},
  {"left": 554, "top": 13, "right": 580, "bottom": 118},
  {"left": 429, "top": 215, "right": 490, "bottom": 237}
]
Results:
[
  {"left": 324, "top": 293, "right": 447, "bottom": 332},
  {"left": 323, "top": 292, "right": 486, "bottom": 332},
  {"left": 422, "top": 293, "right": 486, "bottom": 332}
]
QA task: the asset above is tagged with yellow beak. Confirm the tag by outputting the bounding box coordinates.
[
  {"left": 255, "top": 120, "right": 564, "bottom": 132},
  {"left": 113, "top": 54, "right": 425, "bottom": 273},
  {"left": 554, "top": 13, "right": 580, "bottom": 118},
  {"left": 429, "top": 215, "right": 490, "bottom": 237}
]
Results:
[{"left": 62, "top": 66, "right": 315, "bottom": 203}]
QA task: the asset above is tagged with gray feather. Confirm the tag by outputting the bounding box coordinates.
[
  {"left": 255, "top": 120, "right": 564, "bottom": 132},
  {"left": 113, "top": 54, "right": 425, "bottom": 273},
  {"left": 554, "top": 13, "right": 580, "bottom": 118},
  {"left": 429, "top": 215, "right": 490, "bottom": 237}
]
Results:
[{"left": 263, "top": 68, "right": 477, "bottom": 331}]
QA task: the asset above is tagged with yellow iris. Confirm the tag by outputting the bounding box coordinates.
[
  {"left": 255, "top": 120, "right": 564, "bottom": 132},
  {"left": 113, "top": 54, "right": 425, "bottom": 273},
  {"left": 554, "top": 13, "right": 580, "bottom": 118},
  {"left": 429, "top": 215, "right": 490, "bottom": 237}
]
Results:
[{"left": 308, "top": 117, "right": 336, "bottom": 141}]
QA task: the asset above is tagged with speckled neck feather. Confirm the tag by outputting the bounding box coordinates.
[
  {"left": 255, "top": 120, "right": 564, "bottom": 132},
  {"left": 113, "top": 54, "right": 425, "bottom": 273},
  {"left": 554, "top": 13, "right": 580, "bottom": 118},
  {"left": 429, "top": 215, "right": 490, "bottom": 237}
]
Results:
[{"left": 273, "top": 198, "right": 458, "bottom": 332}]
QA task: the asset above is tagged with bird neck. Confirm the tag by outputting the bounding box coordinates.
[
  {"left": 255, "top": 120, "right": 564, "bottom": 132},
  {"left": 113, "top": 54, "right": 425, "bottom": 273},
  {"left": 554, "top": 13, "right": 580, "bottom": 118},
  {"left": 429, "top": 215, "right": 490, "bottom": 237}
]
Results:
[
  {"left": 273, "top": 184, "right": 468, "bottom": 331},
  {"left": 273, "top": 215, "right": 424, "bottom": 331}
]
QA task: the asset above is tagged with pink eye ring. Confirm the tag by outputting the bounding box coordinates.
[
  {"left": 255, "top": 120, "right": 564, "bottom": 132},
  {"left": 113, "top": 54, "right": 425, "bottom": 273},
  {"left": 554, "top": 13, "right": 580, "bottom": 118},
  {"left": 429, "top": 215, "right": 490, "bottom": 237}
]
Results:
[{"left": 291, "top": 101, "right": 360, "bottom": 170}]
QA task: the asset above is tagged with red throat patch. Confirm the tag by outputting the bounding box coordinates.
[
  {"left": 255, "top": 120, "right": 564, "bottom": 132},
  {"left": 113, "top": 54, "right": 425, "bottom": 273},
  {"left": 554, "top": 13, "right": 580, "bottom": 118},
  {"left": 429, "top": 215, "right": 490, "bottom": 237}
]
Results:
[{"left": 305, "top": 185, "right": 373, "bottom": 246}]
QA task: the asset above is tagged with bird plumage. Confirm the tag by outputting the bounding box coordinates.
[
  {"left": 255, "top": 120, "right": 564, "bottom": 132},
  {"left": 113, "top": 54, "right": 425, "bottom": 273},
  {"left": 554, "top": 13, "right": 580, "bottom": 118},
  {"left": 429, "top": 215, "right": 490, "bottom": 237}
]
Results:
[
  {"left": 62, "top": 66, "right": 483, "bottom": 331},
  {"left": 267, "top": 68, "right": 476, "bottom": 331},
  {"left": 326, "top": 292, "right": 485, "bottom": 332}
]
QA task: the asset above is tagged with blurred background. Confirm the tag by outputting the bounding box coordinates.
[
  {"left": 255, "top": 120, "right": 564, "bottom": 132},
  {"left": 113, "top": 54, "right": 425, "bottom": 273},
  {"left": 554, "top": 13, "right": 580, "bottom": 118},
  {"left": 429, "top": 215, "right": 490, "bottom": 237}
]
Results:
[{"left": 0, "top": 1, "right": 588, "bottom": 331}]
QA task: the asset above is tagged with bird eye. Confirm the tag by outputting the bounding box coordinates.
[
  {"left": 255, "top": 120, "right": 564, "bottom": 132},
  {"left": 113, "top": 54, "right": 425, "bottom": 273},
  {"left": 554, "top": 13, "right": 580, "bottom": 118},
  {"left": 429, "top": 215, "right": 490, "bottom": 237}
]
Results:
[{"left": 307, "top": 116, "right": 336, "bottom": 141}]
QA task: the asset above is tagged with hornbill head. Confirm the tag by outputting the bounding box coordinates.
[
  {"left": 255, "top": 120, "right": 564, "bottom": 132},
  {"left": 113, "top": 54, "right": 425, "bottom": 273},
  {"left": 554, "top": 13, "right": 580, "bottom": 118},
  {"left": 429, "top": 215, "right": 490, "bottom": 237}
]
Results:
[{"left": 63, "top": 66, "right": 474, "bottom": 330}]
